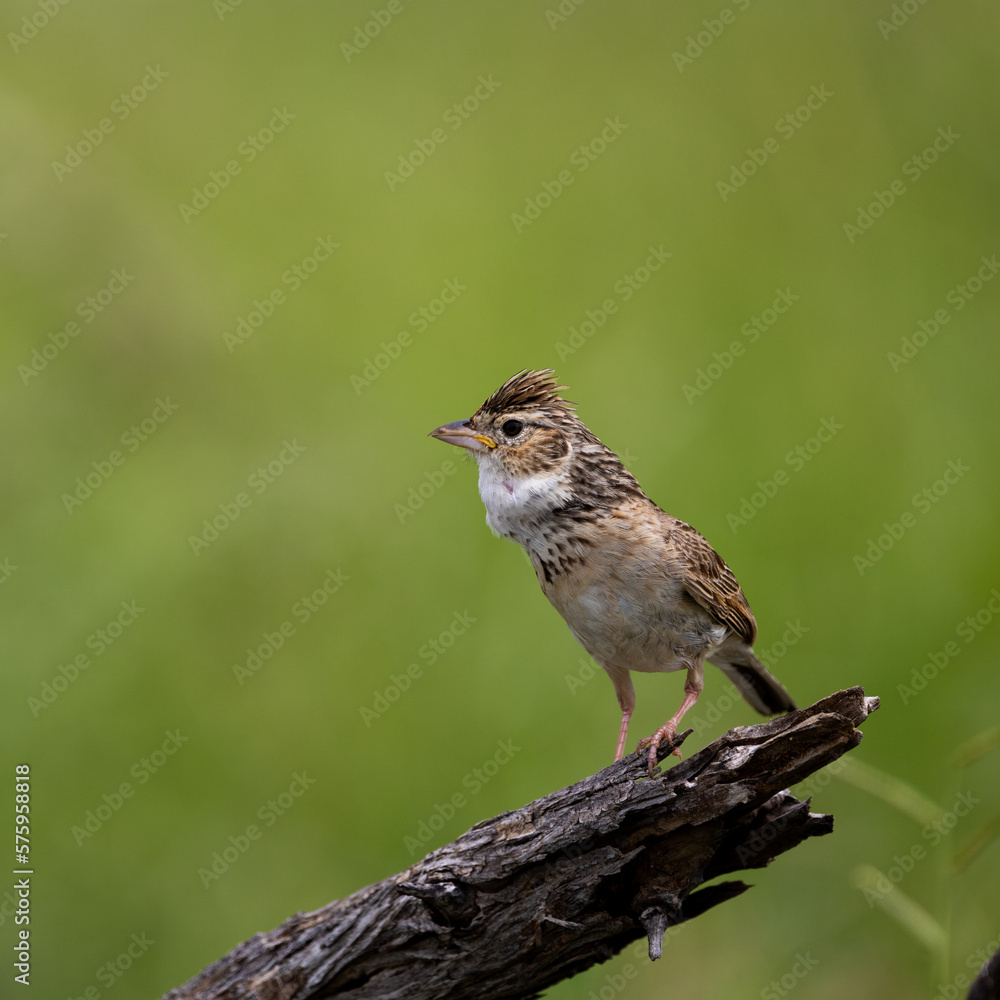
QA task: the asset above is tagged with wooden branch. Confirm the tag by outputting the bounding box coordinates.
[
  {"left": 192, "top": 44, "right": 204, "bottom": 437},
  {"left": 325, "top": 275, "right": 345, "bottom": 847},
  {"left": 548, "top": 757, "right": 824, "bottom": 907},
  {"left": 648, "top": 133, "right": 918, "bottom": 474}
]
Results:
[{"left": 163, "top": 687, "right": 878, "bottom": 1000}]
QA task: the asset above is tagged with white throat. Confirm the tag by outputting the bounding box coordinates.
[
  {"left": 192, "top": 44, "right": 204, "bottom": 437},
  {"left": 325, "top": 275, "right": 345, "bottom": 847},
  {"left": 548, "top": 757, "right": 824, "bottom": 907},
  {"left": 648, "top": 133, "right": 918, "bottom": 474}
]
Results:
[{"left": 475, "top": 458, "right": 571, "bottom": 543}]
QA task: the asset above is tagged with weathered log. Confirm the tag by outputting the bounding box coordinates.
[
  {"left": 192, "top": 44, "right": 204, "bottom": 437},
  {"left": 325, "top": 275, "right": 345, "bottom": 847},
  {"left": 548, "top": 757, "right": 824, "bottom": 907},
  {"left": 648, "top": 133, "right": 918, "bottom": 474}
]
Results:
[{"left": 163, "top": 686, "right": 878, "bottom": 1000}]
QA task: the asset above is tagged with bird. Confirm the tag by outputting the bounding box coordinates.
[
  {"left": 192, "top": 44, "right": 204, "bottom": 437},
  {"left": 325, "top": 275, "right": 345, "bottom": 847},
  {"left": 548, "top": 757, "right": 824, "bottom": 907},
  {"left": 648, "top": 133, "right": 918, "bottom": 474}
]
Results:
[{"left": 429, "top": 369, "right": 796, "bottom": 776}]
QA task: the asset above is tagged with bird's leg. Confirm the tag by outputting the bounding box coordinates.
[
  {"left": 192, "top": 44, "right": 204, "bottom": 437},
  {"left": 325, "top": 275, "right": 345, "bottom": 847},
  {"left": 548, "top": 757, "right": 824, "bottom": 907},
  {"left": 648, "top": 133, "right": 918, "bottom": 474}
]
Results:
[
  {"left": 614, "top": 704, "right": 632, "bottom": 762},
  {"left": 639, "top": 666, "right": 704, "bottom": 776},
  {"left": 609, "top": 668, "right": 636, "bottom": 763}
]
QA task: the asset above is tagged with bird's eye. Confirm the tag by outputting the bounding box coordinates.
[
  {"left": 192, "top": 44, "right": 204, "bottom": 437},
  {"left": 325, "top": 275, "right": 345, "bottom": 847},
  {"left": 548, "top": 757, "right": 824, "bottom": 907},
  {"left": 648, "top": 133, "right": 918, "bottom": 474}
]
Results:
[{"left": 501, "top": 419, "right": 524, "bottom": 437}]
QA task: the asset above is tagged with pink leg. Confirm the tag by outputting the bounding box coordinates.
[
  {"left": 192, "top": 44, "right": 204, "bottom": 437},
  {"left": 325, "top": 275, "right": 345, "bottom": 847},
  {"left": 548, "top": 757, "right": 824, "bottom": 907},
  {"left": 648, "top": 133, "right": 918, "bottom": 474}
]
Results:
[
  {"left": 639, "top": 669, "right": 703, "bottom": 776},
  {"left": 608, "top": 667, "right": 636, "bottom": 763},
  {"left": 614, "top": 705, "right": 633, "bottom": 761}
]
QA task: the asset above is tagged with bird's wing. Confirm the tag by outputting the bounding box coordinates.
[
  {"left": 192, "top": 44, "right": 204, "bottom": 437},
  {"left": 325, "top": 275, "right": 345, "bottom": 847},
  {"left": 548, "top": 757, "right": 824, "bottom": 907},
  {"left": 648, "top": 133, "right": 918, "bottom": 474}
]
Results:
[{"left": 667, "top": 520, "right": 757, "bottom": 645}]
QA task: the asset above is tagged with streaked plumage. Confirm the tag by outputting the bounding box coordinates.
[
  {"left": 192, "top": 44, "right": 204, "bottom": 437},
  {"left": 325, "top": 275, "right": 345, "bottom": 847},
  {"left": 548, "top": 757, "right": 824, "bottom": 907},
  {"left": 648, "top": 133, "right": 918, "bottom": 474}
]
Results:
[{"left": 430, "top": 369, "right": 795, "bottom": 775}]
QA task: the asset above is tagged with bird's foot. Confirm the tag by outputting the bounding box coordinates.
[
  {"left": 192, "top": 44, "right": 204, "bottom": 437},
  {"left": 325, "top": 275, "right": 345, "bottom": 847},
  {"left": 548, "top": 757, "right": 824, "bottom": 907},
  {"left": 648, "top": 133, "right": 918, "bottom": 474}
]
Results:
[{"left": 637, "top": 724, "right": 682, "bottom": 776}]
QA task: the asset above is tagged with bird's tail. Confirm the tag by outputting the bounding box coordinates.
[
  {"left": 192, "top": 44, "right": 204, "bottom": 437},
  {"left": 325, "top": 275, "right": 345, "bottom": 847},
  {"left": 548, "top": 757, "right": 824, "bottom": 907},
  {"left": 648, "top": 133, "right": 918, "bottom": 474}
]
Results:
[{"left": 711, "top": 651, "right": 797, "bottom": 716}]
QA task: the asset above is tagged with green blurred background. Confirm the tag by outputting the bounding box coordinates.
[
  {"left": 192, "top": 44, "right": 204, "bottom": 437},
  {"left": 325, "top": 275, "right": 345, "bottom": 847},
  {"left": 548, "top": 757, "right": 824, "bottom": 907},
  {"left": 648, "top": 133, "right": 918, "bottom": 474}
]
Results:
[{"left": 3, "top": 1, "right": 1000, "bottom": 997}]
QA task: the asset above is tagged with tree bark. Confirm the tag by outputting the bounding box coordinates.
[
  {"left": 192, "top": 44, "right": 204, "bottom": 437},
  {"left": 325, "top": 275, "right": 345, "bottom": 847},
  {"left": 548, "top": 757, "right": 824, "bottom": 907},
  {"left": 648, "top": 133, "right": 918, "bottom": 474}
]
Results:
[{"left": 163, "top": 686, "right": 878, "bottom": 1000}]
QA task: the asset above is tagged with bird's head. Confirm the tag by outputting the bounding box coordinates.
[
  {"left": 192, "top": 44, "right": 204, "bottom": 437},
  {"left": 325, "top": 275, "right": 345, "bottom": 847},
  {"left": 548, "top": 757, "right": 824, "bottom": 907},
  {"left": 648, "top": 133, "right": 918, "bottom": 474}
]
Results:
[
  {"left": 429, "top": 369, "right": 578, "bottom": 482},
  {"left": 429, "top": 370, "right": 644, "bottom": 541}
]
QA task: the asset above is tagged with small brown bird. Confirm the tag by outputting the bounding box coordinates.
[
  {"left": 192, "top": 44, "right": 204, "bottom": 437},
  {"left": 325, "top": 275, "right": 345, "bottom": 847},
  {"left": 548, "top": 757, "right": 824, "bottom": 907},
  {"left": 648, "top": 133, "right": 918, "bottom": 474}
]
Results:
[{"left": 429, "top": 370, "right": 795, "bottom": 775}]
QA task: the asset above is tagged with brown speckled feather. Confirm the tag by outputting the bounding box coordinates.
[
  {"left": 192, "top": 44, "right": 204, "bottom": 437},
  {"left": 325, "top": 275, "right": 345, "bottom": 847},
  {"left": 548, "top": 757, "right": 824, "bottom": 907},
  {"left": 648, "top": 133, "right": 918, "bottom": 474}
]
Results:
[{"left": 666, "top": 520, "right": 757, "bottom": 646}]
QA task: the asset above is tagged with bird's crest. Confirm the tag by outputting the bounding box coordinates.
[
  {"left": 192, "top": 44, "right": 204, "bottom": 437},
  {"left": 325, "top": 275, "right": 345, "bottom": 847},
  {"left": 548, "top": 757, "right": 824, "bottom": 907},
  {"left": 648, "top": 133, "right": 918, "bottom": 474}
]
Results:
[{"left": 476, "top": 369, "right": 574, "bottom": 418}]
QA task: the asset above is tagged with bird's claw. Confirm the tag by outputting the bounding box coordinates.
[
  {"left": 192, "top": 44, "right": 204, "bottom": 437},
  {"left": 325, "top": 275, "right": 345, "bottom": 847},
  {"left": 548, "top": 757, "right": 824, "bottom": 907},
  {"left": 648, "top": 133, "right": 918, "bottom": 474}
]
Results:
[{"left": 637, "top": 727, "right": 683, "bottom": 776}]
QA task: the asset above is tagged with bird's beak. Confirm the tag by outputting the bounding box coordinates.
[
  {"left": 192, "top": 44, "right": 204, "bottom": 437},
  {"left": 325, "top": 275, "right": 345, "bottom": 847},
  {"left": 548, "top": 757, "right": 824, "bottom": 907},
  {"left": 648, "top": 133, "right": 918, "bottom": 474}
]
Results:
[{"left": 428, "top": 419, "right": 496, "bottom": 452}]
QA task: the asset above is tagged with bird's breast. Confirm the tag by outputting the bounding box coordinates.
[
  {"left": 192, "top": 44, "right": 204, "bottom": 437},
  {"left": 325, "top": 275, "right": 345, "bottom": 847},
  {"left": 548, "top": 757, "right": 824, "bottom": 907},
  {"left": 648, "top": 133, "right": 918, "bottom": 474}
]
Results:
[{"left": 538, "top": 532, "right": 727, "bottom": 673}]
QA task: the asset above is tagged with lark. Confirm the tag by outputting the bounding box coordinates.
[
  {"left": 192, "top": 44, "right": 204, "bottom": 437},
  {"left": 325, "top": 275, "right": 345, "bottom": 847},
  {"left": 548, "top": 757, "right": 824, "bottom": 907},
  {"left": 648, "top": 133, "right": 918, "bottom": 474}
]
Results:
[{"left": 430, "top": 369, "right": 796, "bottom": 775}]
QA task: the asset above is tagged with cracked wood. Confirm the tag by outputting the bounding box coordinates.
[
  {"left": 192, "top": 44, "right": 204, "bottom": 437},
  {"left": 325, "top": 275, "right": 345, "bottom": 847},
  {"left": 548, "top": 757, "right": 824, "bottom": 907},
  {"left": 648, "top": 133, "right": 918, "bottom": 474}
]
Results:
[{"left": 163, "top": 686, "right": 878, "bottom": 1000}]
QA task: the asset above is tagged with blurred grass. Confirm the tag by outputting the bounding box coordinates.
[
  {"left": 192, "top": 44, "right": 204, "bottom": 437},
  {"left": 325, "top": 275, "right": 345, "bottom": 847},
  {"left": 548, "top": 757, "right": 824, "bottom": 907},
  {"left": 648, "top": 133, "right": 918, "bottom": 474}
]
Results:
[{"left": 2, "top": 1, "right": 1000, "bottom": 997}]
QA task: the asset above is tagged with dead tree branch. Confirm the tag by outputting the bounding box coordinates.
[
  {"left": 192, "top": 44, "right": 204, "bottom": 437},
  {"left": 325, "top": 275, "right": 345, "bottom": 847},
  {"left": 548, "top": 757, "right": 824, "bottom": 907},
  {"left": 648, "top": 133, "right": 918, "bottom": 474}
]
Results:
[{"left": 163, "top": 686, "right": 878, "bottom": 1000}]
